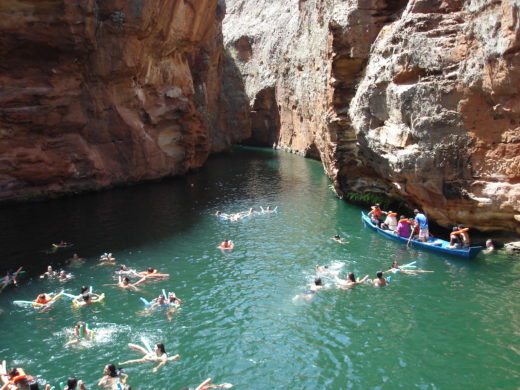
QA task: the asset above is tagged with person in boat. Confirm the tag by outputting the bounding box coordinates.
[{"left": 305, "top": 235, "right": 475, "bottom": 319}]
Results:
[
  {"left": 40, "top": 265, "right": 58, "bottom": 279},
  {"left": 372, "top": 271, "right": 388, "bottom": 287},
  {"left": 447, "top": 226, "right": 462, "bottom": 249},
  {"left": 457, "top": 225, "right": 470, "bottom": 248},
  {"left": 331, "top": 235, "right": 348, "bottom": 244},
  {"left": 339, "top": 272, "right": 369, "bottom": 290},
  {"left": 483, "top": 239, "right": 495, "bottom": 254},
  {"left": 104, "top": 276, "right": 139, "bottom": 291},
  {"left": 381, "top": 211, "right": 398, "bottom": 231},
  {"left": 119, "top": 342, "right": 180, "bottom": 372},
  {"left": 367, "top": 204, "right": 383, "bottom": 226},
  {"left": 63, "top": 377, "right": 87, "bottom": 390},
  {"left": 65, "top": 321, "right": 95, "bottom": 346},
  {"left": 413, "top": 209, "right": 429, "bottom": 242},
  {"left": 97, "top": 364, "right": 129, "bottom": 389},
  {"left": 394, "top": 215, "right": 412, "bottom": 238}
]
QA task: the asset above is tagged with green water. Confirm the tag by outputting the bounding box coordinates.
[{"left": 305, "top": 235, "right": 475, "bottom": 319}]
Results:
[{"left": 0, "top": 147, "right": 518, "bottom": 390}]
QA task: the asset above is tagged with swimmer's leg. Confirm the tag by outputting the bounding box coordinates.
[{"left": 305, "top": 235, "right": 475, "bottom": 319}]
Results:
[
  {"left": 127, "top": 343, "right": 148, "bottom": 355},
  {"left": 119, "top": 358, "right": 148, "bottom": 366}
]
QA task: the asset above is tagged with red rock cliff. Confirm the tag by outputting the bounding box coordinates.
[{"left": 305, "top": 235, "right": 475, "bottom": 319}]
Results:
[
  {"left": 0, "top": 0, "right": 250, "bottom": 200},
  {"left": 223, "top": 0, "right": 520, "bottom": 236}
]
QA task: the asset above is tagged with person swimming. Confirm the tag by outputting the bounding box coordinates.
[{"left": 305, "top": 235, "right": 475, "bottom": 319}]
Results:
[
  {"left": 484, "top": 239, "right": 495, "bottom": 254},
  {"left": 104, "top": 276, "right": 139, "bottom": 291},
  {"left": 339, "top": 272, "right": 369, "bottom": 290},
  {"left": 119, "top": 342, "right": 180, "bottom": 372},
  {"left": 40, "top": 266, "right": 57, "bottom": 279},
  {"left": 58, "top": 270, "right": 72, "bottom": 282},
  {"left": 65, "top": 321, "right": 95, "bottom": 346},
  {"left": 293, "top": 278, "right": 324, "bottom": 301},
  {"left": 372, "top": 271, "right": 388, "bottom": 287},
  {"left": 97, "top": 364, "right": 129, "bottom": 389},
  {"left": 218, "top": 240, "right": 234, "bottom": 249},
  {"left": 331, "top": 235, "right": 348, "bottom": 244}
]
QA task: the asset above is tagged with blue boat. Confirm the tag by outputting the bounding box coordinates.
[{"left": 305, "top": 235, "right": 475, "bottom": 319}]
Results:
[{"left": 361, "top": 212, "right": 482, "bottom": 259}]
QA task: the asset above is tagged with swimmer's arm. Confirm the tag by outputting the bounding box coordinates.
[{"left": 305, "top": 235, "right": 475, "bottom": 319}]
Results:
[
  {"left": 358, "top": 275, "right": 369, "bottom": 284},
  {"left": 152, "top": 354, "right": 169, "bottom": 372},
  {"left": 196, "top": 378, "right": 213, "bottom": 390},
  {"left": 127, "top": 284, "right": 140, "bottom": 291},
  {"left": 119, "top": 373, "right": 128, "bottom": 384},
  {"left": 134, "top": 277, "right": 147, "bottom": 286}
]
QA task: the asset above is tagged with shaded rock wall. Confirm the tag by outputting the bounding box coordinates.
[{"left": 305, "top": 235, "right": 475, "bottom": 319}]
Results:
[
  {"left": 0, "top": 0, "right": 250, "bottom": 200},
  {"left": 223, "top": 0, "right": 520, "bottom": 236}
]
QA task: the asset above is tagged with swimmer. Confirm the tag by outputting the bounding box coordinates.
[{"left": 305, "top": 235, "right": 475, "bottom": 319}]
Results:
[
  {"left": 193, "top": 378, "right": 234, "bottom": 389},
  {"left": 166, "top": 292, "right": 183, "bottom": 322},
  {"left": 0, "top": 267, "right": 22, "bottom": 293},
  {"left": 372, "top": 271, "right": 388, "bottom": 287},
  {"left": 33, "top": 291, "right": 63, "bottom": 308},
  {"left": 69, "top": 253, "right": 85, "bottom": 263},
  {"left": 148, "top": 294, "right": 168, "bottom": 310},
  {"left": 331, "top": 235, "right": 348, "bottom": 244},
  {"left": 384, "top": 261, "right": 433, "bottom": 275},
  {"left": 63, "top": 377, "right": 87, "bottom": 390},
  {"left": 65, "top": 321, "right": 95, "bottom": 346},
  {"left": 103, "top": 276, "right": 140, "bottom": 291},
  {"left": 134, "top": 268, "right": 170, "bottom": 285},
  {"left": 119, "top": 342, "right": 180, "bottom": 372},
  {"left": 53, "top": 240, "right": 72, "bottom": 248},
  {"left": 483, "top": 239, "right": 495, "bottom": 254},
  {"left": 315, "top": 264, "right": 332, "bottom": 276},
  {"left": 218, "top": 240, "right": 234, "bottom": 249},
  {"left": 97, "top": 364, "right": 128, "bottom": 389},
  {"left": 40, "top": 266, "right": 58, "bottom": 279},
  {"left": 339, "top": 272, "right": 368, "bottom": 290},
  {"left": 58, "top": 270, "right": 73, "bottom": 282},
  {"left": 98, "top": 252, "right": 116, "bottom": 265},
  {"left": 116, "top": 265, "right": 138, "bottom": 277},
  {"left": 293, "top": 278, "right": 324, "bottom": 301},
  {"left": 72, "top": 289, "right": 102, "bottom": 306}
]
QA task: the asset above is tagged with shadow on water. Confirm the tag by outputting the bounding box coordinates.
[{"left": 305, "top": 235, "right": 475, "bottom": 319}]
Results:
[{"left": 0, "top": 147, "right": 282, "bottom": 275}]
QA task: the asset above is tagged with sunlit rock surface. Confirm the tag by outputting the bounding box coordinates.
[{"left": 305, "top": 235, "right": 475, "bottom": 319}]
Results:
[
  {"left": 223, "top": 0, "right": 520, "bottom": 235},
  {"left": 0, "top": 0, "right": 250, "bottom": 200}
]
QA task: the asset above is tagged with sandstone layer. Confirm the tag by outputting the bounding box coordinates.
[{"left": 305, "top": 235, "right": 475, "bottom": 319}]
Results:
[
  {"left": 223, "top": 0, "right": 520, "bottom": 236},
  {"left": 0, "top": 0, "right": 250, "bottom": 200}
]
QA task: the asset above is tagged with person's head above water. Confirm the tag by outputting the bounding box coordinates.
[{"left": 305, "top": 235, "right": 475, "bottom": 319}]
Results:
[
  {"left": 376, "top": 271, "right": 383, "bottom": 278},
  {"left": 120, "top": 264, "right": 128, "bottom": 271},
  {"left": 81, "top": 286, "right": 89, "bottom": 293},
  {"left": 147, "top": 267, "right": 155, "bottom": 273},
  {"left": 314, "top": 278, "right": 322, "bottom": 286},
  {"left": 486, "top": 239, "right": 494, "bottom": 248},
  {"left": 391, "top": 260, "right": 398, "bottom": 268},
  {"left": 67, "top": 377, "right": 78, "bottom": 389},
  {"left": 104, "top": 364, "right": 118, "bottom": 377},
  {"left": 155, "top": 343, "right": 166, "bottom": 354},
  {"left": 347, "top": 272, "right": 356, "bottom": 282},
  {"left": 334, "top": 235, "right": 340, "bottom": 239},
  {"left": 123, "top": 277, "right": 130, "bottom": 285}
]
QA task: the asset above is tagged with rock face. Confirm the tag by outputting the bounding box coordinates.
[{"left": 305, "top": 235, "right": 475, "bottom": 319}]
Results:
[
  {"left": 223, "top": 0, "right": 520, "bottom": 236},
  {"left": 0, "top": 0, "right": 250, "bottom": 200}
]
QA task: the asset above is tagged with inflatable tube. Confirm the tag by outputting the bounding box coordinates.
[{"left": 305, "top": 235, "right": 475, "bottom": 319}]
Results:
[
  {"left": 13, "top": 300, "right": 43, "bottom": 307},
  {"left": 63, "top": 293, "right": 79, "bottom": 300},
  {"left": 218, "top": 242, "right": 234, "bottom": 250},
  {"left": 140, "top": 297, "right": 152, "bottom": 306},
  {"left": 72, "top": 293, "right": 105, "bottom": 307}
]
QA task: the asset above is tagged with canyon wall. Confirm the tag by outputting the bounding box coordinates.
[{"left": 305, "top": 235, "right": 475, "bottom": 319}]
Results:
[
  {"left": 0, "top": 0, "right": 250, "bottom": 200},
  {"left": 223, "top": 0, "right": 520, "bottom": 236}
]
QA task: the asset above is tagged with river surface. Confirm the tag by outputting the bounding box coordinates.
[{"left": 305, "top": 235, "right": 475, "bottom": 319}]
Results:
[{"left": 0, "top": 147, "right": 518, "bottom": 390}]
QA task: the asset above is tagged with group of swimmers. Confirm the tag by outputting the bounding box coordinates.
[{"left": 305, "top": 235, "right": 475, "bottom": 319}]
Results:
[
  {"left": 296, "top": 258, "right": 434, "bottom": 301},
  {"left": 215, "top": 206, "right": 277, "bottom": 222},
  {"left": 4, "top": 250, "right": 234, "bottom": 390}
]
